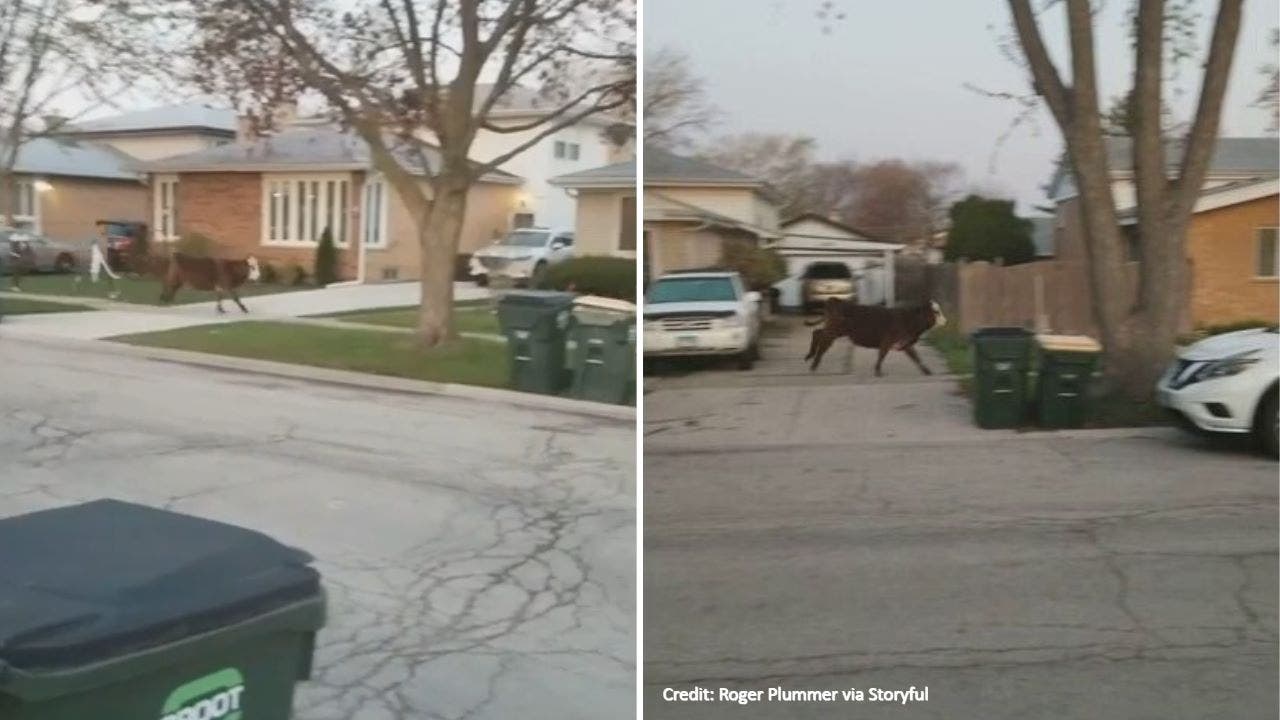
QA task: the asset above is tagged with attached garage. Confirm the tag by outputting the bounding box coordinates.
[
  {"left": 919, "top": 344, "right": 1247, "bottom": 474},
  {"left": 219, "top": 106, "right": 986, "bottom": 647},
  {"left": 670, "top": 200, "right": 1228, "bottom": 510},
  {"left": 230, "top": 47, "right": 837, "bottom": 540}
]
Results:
[{"left": 770, "top": 214, "right": 904, "bottom": 309}]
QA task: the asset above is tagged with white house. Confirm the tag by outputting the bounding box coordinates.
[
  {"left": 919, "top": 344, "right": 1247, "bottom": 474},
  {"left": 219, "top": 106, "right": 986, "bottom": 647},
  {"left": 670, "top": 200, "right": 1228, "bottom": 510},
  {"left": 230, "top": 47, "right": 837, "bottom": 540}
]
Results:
[
  {"left": 770, "top": 213, "right": 905, "bottom": 308},
  {"left": 467, "top": 85, "right": 632, "bottom": 231}
]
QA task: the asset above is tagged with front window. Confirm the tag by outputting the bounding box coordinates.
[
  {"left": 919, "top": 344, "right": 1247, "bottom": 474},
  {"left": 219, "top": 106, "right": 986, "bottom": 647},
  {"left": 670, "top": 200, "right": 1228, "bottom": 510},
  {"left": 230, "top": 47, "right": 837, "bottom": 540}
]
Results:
[
  {"left": 1257, "top": 228, "right": 1278, "bottom": 278},
  {"left": 262, "top": 174, "right": 350, "bottom": 245},
  {"left": 6, "top": 179, "right": 37, "bottom": 231},
  {"left": 501, "top": 229, "right": 550, "bottom": 248},
  {"left": 154, "top": 175, "right": 178, "bottom": 241},
  {"left": 553, "top": 141, "right": 580, "bottom": 160},
  {"left": 647, "top": 277, "right": 739, "bottom": 303},
  {"left": 363, "top": 178, "right": 387, "bottom": 248}
]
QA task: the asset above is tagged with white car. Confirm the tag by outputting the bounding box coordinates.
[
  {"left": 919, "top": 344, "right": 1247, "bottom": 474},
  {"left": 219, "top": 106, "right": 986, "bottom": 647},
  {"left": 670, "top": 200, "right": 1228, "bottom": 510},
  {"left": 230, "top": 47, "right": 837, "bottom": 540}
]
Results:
[
  {"left": 1156, "top": 326, "right": 1278, "bottom": 456},
  {"left": 643, "top": 270, "right": 763, "bottom": 370},
  {"left": 469, "top": 227, "right": 574, "bottom": 287}
]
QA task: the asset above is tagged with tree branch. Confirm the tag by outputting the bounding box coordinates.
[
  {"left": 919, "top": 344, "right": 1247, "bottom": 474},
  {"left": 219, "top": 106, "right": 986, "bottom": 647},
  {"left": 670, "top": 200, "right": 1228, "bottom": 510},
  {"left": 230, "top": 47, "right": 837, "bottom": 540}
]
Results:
[{"left": 1007, "top": 0, "right": 1072, "bottom": 129}]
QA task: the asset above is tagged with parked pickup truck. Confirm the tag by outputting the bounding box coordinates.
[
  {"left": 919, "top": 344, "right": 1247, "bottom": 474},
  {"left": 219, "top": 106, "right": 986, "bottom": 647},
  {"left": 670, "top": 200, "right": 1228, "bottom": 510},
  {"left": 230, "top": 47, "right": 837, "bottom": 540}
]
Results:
[{"left": 643, "top": 270, "right": 762, "bottom": 370}]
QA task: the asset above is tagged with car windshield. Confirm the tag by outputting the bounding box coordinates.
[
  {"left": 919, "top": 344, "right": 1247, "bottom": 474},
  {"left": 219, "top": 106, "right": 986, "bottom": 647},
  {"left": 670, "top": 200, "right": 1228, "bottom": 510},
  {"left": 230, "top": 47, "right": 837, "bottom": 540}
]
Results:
[
  {"left": 647, "top": 277, "right": 738, "bottom": 303},
  {"left": 804, "top": 263, "right": 852, "bottom": 280},
  {"left": 501, "top": 230, "right": 550, "bottom": 248}
]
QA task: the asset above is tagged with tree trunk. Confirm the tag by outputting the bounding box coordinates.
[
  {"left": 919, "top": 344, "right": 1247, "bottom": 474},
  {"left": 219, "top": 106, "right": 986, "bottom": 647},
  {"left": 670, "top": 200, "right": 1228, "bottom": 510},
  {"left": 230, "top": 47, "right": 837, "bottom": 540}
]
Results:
[{"left": 415, "top": 179, "right": 468, "bottom": 348}]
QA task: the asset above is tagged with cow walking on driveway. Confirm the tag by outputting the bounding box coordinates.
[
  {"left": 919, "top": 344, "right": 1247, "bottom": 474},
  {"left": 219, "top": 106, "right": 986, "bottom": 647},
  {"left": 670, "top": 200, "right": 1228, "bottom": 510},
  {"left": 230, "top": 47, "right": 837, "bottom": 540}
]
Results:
[
  {"left": 158, "top": 253, "right": 261, "bottom": 313},
  {"left": 804, "top": 298, "right": 946, "bottom": 375}
]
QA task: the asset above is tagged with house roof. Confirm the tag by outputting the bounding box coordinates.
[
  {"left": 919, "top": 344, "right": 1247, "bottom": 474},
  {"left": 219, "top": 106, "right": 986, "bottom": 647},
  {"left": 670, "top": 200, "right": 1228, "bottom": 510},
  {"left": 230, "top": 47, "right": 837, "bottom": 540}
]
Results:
[
  {"left": 1117, "top": 174, "right": 1279, "bottom": 222},
  {"left": 549, "top": 158, "right": 635, "bottom": 188},
  {"left": 780, "top": 213, "right": 890, "bottom": 243},
  {"left": 5, "top": 137, "right": 140, "bottom": 181},
  {"left": 62, "top": 103, "right": 237, "bottom": 137},
  {"left": 646, "top": 191, "right": 781, "bottom": 239},
  {"left": 644, "top": 147, "right": 761, "bottom": 185},
  {"left": 1046, "top": 136, "right": 1280, "bottom": 200},
  {"left": 139, "top": 127, "right": 520, "bottom": 183}
]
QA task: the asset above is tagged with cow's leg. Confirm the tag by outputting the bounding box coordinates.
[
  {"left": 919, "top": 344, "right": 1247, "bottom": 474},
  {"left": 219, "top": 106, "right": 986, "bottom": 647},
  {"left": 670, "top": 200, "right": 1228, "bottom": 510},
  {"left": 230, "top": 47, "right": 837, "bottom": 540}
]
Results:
[
  {"left": 214, "top": 286, "right": 226, "bottom": 314},
  {"left": 874, "top": 340, "right": 891, "bottom": 377},
  {"left": 804, "top": 328, "right": 822, "bottom": 360},
  {"left": 808, "top": 328, "right": 837, "bottom": 371},
  {"left": 902, "top": 345, "right": 933, "bottom": 375},
  {"left": 229, "top": 285, "right": 249, "bottom": 313}
]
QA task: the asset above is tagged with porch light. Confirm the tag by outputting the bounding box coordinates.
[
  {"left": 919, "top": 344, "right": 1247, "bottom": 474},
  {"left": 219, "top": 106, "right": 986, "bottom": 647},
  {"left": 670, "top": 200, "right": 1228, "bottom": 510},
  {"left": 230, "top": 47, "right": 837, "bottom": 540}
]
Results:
[{"left": 33, "top": 180, "right": 53, "bottom": 192}]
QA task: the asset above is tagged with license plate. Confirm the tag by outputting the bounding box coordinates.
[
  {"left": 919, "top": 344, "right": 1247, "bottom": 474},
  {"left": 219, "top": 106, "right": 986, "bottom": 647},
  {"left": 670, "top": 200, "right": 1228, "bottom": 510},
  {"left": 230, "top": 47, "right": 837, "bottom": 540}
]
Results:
[{"left": 677, "top": 335, "right": 699, "bottom": 348}]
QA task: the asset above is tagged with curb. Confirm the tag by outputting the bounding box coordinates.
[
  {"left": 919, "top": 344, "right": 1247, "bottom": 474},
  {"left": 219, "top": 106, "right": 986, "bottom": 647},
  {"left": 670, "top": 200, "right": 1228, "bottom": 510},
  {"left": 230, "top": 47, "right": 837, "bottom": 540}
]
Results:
[{"left": 7, "top": 334, "right": 636, "bottom": 423}]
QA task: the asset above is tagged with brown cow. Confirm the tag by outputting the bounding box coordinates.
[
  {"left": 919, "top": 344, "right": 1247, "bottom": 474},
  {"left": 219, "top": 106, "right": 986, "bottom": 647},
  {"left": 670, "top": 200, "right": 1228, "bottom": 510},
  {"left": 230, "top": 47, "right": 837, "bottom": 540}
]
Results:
[
  {"left": 158, "top": 253, "right": 261, "bottom": 313},
  {"left": 803, "top": 298, "right": 946, "bottom": 375}
]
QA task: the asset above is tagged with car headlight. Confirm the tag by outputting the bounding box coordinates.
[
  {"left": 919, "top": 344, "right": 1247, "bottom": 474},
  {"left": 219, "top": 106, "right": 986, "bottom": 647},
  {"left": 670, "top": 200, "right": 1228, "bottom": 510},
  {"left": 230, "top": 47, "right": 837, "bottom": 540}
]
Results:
[
  {"left": 1177, "top": 350, "right": 1262, "bottom": 387},
  {"left": 1195, "top": 352, "right": 1260, "bottom": 380}
]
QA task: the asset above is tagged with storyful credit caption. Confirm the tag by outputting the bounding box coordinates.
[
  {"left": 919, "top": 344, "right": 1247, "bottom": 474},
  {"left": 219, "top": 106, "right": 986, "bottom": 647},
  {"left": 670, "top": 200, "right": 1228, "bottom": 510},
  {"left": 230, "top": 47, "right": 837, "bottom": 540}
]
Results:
[{"left": 662, "top": 686, "right": 929, "bottom": 706}]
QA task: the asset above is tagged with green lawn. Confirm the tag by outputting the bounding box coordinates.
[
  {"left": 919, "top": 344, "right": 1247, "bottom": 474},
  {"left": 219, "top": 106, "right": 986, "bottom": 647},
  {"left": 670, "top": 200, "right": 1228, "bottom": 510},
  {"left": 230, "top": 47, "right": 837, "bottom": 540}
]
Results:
[
  {"left": 8, "top": 274, "right": 302, "bottom": 305},
  {"left": 1, "top": 296, "right": 97, "bottom": 314},
  {"left": 925, "top": 326, "right": 1167, "bottom": 428},
  {"left": 321, "top": 301, "right": 500, "bottom": 336},
  {"left": 112, "top": 321, "right": 511, "bottom": 388}
]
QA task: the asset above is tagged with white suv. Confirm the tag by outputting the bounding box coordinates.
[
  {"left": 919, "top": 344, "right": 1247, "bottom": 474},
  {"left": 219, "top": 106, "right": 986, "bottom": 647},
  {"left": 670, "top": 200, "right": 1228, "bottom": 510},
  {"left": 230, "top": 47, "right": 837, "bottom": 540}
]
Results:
[
  {"left": 469, "top": 227, "right": 574, "bottom": 287},
  {"left": 643, "top": 270, "right": 762, "bottom": 370},
  {"left": 1156, "top": 326, "right": 1279, "bottom": 456}
]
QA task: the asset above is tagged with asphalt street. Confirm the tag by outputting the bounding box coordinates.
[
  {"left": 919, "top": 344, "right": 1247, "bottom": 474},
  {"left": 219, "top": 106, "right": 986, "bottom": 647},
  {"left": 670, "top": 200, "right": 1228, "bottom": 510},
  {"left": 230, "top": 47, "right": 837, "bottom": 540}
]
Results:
[
  {"left": 644, "top": 319, "right": 1279, "bottom": 720},
  {"left": 0, "top": 338, "right": 635, "bottom": 720}
]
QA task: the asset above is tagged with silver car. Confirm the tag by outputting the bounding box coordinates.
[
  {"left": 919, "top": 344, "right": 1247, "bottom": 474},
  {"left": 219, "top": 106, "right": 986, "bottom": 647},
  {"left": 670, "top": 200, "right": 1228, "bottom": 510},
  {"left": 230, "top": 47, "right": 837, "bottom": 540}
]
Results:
[{"left": 1, "top": 229, "right": 84, "bottom": 273}]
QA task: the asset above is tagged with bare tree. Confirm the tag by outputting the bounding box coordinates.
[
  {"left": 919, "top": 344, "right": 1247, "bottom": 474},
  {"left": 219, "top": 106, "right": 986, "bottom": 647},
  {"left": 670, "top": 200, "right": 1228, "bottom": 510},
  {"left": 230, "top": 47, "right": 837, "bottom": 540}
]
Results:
[
  {"left": 1256, "top": 28, "right": 1279, "bottom": 131},
  {"left": 188, "top": 0, "right": 634, "bottom": 347},
  {"left": 0, "top": 1, "right": 155, "bottom": 226},
  {"left": 644, "top": 47, "right": 718, "bottom": 150},
  {"left": 1007, "top": 0, "right": 1243, "bottom": 396},
  {"left": 699, "top": 133, "right": 816, "bottom": 215}
]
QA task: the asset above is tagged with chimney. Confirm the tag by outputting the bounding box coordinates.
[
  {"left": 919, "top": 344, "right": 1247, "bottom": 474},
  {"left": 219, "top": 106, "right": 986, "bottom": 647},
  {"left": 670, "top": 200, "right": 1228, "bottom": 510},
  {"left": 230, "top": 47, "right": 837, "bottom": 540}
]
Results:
[{"left": 42, "top": 114, "right": 68, "bottom": 133}]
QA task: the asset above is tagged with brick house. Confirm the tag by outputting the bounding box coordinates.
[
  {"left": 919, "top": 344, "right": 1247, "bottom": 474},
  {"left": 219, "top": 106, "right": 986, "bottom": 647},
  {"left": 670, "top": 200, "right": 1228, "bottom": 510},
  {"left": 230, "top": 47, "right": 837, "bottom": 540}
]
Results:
[
  {"left": 1046, "top": 136, "right": 1279, "bottom": 330},
  {"left": 1, "top": 138, "right": 146, "bottom": 242},
  {"left": 1155, "top": 177, "right": 1278, "bottom": 326},
  {"left": 141, "top": 127, "right": 521, "bottom": 282}
]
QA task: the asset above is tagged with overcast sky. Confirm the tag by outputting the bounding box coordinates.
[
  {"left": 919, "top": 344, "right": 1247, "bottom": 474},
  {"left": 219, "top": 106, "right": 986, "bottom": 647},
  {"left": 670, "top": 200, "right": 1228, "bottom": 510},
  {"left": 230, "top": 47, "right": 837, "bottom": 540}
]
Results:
[{"left": 646, "top": 0, "right": 1279, "bottom": 214}]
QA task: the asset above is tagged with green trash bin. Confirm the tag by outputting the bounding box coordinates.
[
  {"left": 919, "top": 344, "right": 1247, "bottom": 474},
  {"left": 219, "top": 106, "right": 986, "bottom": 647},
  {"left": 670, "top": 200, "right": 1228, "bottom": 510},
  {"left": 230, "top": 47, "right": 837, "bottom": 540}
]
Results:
[
  {"left": 1035, "top": 334, "right": 1102, "bottom": 428},
  {"left": 567, "top": 296, "right": 636, "bottom": 405},
  {"left": 971, "top": 327, "right": 1033, "bottom": 429},
  {"left": 496, "top": 290, "right": 575, "bottom": 395},
  {"left": 0, "top": 499, "right": 325, "bottom": 720}
]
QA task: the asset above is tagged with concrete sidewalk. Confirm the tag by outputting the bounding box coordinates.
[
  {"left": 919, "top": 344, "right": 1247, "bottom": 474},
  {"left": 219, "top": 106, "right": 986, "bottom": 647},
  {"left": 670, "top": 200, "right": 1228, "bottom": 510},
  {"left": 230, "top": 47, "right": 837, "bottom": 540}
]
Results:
[{"left": 0, "top": 281, "right": 491, "bottom": 340}]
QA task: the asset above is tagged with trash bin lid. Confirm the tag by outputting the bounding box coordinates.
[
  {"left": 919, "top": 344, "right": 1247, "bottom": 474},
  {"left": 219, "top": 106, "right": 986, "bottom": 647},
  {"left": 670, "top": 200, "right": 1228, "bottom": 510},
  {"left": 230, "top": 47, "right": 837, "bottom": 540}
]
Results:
[
  {"left": 971, "top": 326, "right": 1032, "bottom": 339},
  {"left": 497, "top": 290, "right": 575, "bottom": 306},
  {"left": 1036, "top": 334, "right": 1102, "bottom": 352},
  {"left": 0, "top": 500, "right": 319, "bottom": 671},
  {"left": 572, "top": 295, "right": 636, "bottom": 313}
]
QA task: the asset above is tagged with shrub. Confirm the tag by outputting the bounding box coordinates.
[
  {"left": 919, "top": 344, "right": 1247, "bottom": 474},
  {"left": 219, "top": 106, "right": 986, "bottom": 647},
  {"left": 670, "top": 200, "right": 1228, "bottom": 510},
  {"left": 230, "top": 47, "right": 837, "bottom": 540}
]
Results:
[
  {"left": 314, "top": 228, "right": 339, "bottom": 287},
  {"left": 541, "top": 256, "right": 636, "bottom": 301},
  {"left": 259, "top": 261, "right": 280, "bottom": 284},
  {"left": 289, "top": 264, "right": 309, "bottom": 286},
  {"left": 719, "top": 241, "right": 787, "bottom": 290},
  {"left": 174, "top": 232, "right": 215, "bottom": 257}
]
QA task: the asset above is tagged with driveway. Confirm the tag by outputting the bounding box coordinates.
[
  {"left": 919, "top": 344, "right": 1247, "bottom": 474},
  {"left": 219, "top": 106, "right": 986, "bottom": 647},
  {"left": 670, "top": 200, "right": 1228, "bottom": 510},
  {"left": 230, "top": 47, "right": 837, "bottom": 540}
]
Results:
[
  {"left": 0, "top": 281, "right": 489, "bottom": 341},
  {"left": 644, "top": 317, "right": 1278, "bottom": 719},
  {"left": 0, "top": 339, "right": 633, "bottom": 720}
]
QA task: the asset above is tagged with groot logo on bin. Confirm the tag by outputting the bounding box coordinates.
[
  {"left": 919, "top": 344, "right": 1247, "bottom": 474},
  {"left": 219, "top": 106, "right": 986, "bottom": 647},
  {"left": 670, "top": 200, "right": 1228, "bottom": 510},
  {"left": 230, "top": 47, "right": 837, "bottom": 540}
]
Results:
[{"left": 160, "top": 667, "right": 246, "bottom": 720}]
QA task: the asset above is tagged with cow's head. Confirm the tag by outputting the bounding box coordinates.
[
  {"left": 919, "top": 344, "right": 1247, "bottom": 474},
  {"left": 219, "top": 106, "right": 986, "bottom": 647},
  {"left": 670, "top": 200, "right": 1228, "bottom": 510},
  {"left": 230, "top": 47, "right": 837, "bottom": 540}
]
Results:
[
  {"left": 929, "top": 299, "right": 947, "bottom": 328},
  {"left": 246, "top": 255, "right": 261, "bottom": 282}
]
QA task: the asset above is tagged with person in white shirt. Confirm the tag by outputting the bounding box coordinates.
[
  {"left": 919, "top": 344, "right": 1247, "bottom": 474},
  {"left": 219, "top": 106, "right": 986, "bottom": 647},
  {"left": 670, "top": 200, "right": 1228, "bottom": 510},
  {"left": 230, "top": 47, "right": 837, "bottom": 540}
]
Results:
[{"left": 74, "top": 228, "right": 121, "bottom": 299}]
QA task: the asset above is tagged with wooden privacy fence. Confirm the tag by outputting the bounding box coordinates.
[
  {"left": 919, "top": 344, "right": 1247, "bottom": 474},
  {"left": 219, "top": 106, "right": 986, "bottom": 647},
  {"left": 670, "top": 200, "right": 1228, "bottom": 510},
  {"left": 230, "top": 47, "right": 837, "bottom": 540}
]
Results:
[{"left": 896, "top": 258, "right": 1191, "bottom": 337}]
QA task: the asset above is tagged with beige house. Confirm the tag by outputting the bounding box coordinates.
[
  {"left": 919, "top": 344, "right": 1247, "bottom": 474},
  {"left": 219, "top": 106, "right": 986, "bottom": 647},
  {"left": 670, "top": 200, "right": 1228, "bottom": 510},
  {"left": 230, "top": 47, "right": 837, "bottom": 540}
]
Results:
[
  {"left": 141, "top": 127, "right": 520, "bottom": 282},
  {"left": 548, "top": 159, "right": 637, "bottom": 259},
  {"left": 639, "top": 148, "right": 780, "bottom": 281},
  {"left": 1, "top": 138, "right": 145, "bottom": 242}
]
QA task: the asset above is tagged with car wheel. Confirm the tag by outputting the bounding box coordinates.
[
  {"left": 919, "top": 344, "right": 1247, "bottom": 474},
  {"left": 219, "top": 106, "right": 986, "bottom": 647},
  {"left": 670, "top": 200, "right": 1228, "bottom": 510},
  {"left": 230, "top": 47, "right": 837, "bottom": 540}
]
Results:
[
  {"left": 55, "top": 254, "right": 74, "bottom": 273},
  {"left": 736, "top": 347, "right": 755, "bottom": 371},
  {"left": 531, "top": 261, "right": 548, "bottom": 288},
  {"left": 1255, "top": 387, "right": 1278, "bottom": 457},
  {"left": 475, "top": 274, "right": 489, "bottom": 288}
]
